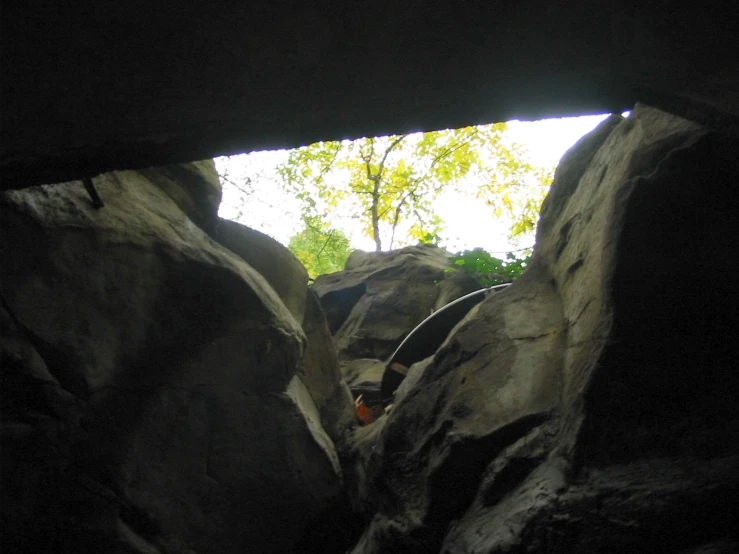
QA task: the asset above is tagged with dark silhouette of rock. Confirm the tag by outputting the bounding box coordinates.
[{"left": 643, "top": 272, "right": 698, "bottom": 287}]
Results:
[
  {"left": 2, "top": 2, "right": 738, "bottom": 549},
  {"left": 3, "top": 3, "right": 736, "bottom": 186},
  {"left": 0, "top": 165, "right": 347, "bottom": 553},
  {"left": 313, "top": 245, "right": 488, "bottom": 416},
  {"left": 381, "top": 286, "right": 507, "bottom": 405},
  {"left": 346, "top": 105, "right": 739, "bottom": 553}
]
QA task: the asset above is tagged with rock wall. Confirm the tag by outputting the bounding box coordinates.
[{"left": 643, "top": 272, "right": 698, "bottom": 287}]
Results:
[
  {"left": 313, "top": 246, "right": 482, "bottom": 362},
  {"left": 312, "top": 246, "right": 485, "bottom": 408},
  {"left": 345, "top": 105, "right": 739, "bottom": 553},
  {"left": 3, "top": 103, "right": 738, "bottom": 554},
  {"left": 0, "top": 163, "right": 353, "bottom": 553}
]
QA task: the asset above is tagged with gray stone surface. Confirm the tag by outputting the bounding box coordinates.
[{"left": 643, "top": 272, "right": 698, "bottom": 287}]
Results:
[
  {"left": 313, "top": 245, "right": 481, "bottom": 361},
  {"left": 0, "top": 167, "right": 345, "bottom": 553},
  {"left": 345, "top": 105, "right": 739, "bottom": 553},
  {"left": 212, "top": 217, "right": 356, "bottom": 443},
  {"left": 432, "top": 271, "right": 483, "bottom": 311},
  {"left": 141, "top": 160, "right": 222, "bottom": 232},
  {"left": 299, "top": 289, "right": 357, "bottom": 441},
  {"left": 3, "top": 104, "right": 739, "bottom": 554},
  {"left": 213, "top": 218, "right": 309, "bottom": 325},
  {"left": 340, "top": 358, "right": 386, "bottom": 406}
]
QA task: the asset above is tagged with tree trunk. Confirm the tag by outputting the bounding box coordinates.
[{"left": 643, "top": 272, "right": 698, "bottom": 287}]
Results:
[{"left": 371, "top": 178, "right": 382, "bottom": 251}]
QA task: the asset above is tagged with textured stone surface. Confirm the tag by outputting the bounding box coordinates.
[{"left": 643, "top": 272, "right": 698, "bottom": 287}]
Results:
[
  {"left": 0, "top": 167, "right": 345, "bottom": 553},
  {"left": 299, "top": 289, "right": 357, "bottom": 441},
  {"left": 141, "top": 160, "right": 222, "bottom": 232},
  {"left": 313, "top": 245, "right": 480, "bottom": 361},
  {"left": 432, "top": 271, "right": 483, "bottom": 311},
  {"left": 340, "top": 358, "right": 386, "bottom": 406},
  {"left": 4, "top": 101, "right": 739, "bottom": 553},
  {"left": 346, "top": 105, "right": 739, "bottom": 553},
  {"left": 211, "top": 218, "right": 355, "bottom": 442},
  {"left": 213, "top": 218, "right": 309, "bottom": 325}
]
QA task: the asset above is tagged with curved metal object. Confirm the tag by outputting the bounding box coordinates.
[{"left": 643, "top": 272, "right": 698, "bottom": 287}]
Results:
[{"left": 380, "top": 283, "right": 511, "bottom": 404}]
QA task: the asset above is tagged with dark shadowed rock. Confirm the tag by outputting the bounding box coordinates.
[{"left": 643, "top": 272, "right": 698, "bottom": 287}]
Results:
[
  {"left": 0, "top": 167, "right": 344, "bottom": 553},
  {"left": 210, "top": 218, "right": 355, "bottom": 443},
  {"left": 340, "top": 358, "right": 386, "bottom": 405},
  {"left": 299, "top": 289, "right": 357, "bottom": 441},
  {"left": 347, "top": 105, "right": 739, "bottom": 553},
  {"left": 213, "top": 218, "right": 309, "bottom": 325},
  {"left": 351, "top": 262, "right": 566, "bottom": 552},
  {"left": 313, "top": 245, "right": 483, "bottom": 361},
  {"left": 391, "top": 356, "right": 434, "bottom": 408}
]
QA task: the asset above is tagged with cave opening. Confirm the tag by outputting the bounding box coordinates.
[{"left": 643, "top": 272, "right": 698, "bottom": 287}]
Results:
[{"left": 215, "top": 114, "right": 615, "bottom": 281}]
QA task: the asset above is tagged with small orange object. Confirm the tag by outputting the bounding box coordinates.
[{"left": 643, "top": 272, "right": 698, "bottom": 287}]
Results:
[{"left": 355, "top": 394, "right": 383, "bottom": 425}]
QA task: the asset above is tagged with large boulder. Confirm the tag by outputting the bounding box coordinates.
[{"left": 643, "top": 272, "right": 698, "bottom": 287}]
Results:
[
  {"left": 347, "top": 105, "right": 739, "bottom": 553},
  {"left": 0, "top": 167, "right": 345, "bottom": 553},
  {"left": 299, "top": 289, "right": 357, "bottom": 441},
  {"left": 211, "top": 220, "right": 356, "bottom": 441},
  {"left": 313, "top": 245, "right": 483, "bottom": 362},
  {"left": 212, "top": 219, "right": 309, "bottom": 324},
  {"left": 340, "top": 358, "right": 387, "bottom": 406},
  {"left": 140, "top": 159, "right": 222, "bottom": 232}
]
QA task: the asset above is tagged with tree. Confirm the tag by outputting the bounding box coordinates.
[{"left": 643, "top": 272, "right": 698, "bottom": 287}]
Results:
[
  {"left": 287, "top": 216, "right": 354, "bottom": 279},
  {"left": 277, "top": 123, "right": 549, "bottom": 251},
  {"left": 478, "top": 164, "right": 554, "bottom": 238}
]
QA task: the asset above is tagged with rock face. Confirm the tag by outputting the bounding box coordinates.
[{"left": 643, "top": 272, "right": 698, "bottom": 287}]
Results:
[
  {"left": 299, "top": 289, "right": 357, "bottom": 441},
  {"left": 346, "top": 105, "right": 739, "bottom": 553},
  {"left": 212, "top": 219, "right": 355, "bottom": 440},
  {"left": 313, "top": 245, "right": 484, "bottom": 410},
  {"left": 141, "top": 160, "right": 223, "bottom": 232},
  {"left": 313, "top": 245, "right": 483, "bottom": 362},
  {"left": 340, "top": 358, "right": 387, "bottom": 406},
  {"left": 3, "top": 103, "right": 739, "bottom": 554},
  {"left": 0, "top": 164, "right": 350, "bottom": 553},
  {"left": 213, "top": 220, "right": 309, "bottom": 324}
]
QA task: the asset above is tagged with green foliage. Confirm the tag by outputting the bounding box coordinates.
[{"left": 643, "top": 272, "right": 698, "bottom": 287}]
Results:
[
  {"left": 288, "top": 216, "right": 354, "bottom": 279},
  {"left": 417, "top": 230, "right": 443, "bottom": 246},
  {"left": 447, "top": 247, "right": 531, "bottom": 286},
  {"left": 476, "top": 151, "right": 554, "bottom": 240},
  {"left": 277, "top": 123, "right": 550, "bottom": 251}
]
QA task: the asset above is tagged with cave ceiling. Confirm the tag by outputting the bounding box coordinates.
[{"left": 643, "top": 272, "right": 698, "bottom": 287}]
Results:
[{"left": 2, "top": 1, "right": 737, "bottom": 188}]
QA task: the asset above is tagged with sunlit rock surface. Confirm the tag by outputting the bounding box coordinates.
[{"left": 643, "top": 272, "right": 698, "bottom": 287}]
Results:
[
  {"left": 0, "top": 164, "right": 348, "bottom": 553},
  {"left": 346, "top": 105, "right": 739, "bottom": 553},
  {"left": 313, "top": 245, "right": 482, "bottom": 362},
  {"left": 313, "top": 245, "right": 485, "bottom": 413}
]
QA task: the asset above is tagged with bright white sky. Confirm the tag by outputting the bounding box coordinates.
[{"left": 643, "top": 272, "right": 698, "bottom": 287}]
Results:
[{"left": 217, "top": 113, "right": 611, "bottom": 254}]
